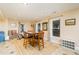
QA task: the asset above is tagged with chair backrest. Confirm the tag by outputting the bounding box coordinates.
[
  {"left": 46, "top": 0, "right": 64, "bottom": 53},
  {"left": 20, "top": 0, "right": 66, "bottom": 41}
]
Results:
[
  {"left": 24, "top": 32, "right": 28, "bottom": 38},
  {"left": 38, "top": 31, "right": 44, "bottom": 39}
]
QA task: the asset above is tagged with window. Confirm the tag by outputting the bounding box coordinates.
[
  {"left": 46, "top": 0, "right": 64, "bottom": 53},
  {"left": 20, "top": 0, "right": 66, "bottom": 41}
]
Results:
[{"left": 53, "top": 20, "right": 60, "bottom": 37}]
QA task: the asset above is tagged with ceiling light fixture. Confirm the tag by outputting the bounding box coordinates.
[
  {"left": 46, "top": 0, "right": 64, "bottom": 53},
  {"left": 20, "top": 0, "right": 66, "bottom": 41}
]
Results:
[
  {"left": 24, "top": 3, "right": 25, "bottom": 5},
  {"left": 24, "top": 3, "right": 31, "bottom": 6}
]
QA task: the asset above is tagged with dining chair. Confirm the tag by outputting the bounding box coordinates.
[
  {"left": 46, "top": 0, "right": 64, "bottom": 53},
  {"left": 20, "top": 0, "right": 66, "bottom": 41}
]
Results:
[
  {"left": 23, "top": 32, "right": 34, "bottom": 48},
  {"left": 23, "top": 32, "right": 29, "bottom": 48},
  {"left": 34, "top": 31, "right": 44, "bottom": 50}
]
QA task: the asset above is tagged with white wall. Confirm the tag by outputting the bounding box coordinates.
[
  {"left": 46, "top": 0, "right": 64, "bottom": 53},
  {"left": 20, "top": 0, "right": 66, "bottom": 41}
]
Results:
[
  {"left": 48, "top": 8, "right": 79, "bottom": 50},
  {"left": 60, "top": 9, "right": 79, "bottom": 51}
]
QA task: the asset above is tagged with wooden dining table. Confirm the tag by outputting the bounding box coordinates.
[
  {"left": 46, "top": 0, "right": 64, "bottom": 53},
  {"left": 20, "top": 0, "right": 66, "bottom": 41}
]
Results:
[
  {"left": 23, "top": 32, "right": 38, "bottom": 46},
  {"left": 23, "top": 31, "right": 44, "bottom": 50}
]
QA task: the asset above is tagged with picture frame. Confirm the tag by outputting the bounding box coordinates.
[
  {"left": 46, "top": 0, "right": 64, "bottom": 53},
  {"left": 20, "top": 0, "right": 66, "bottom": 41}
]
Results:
[
  {"left": 42, "top": 22, "right": 48, "bottom": 31},
  {"left": 65, "top": 18, "right": 76, "bottom": 26}
]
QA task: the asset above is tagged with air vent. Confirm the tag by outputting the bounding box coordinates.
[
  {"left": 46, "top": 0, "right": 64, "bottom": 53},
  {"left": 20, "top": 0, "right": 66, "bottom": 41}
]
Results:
[{"left": 61, "top": 40, "right": 75, "bottom": 50}]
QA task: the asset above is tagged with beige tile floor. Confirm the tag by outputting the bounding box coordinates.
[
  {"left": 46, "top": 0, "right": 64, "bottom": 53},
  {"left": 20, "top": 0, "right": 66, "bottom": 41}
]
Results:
[{"left": 0, "top": 39, "right": 79, "bottom": 55}]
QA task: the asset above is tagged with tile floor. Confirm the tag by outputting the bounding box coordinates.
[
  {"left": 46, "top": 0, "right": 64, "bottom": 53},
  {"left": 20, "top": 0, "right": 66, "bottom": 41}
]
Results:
[{"left": 0, "top": 39, "right": 79, "bottom": 55}]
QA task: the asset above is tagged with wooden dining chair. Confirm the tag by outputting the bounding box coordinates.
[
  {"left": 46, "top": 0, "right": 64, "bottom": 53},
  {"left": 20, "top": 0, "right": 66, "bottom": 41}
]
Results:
[
  {"left": 34, "top": 31, "right": 44, "bottom": 50},
  {"left": 23, "top": 32, "right": 34, "bottom": 48},
  {"left": 23, "top": 32, "right": 29, "bottom": 48}
]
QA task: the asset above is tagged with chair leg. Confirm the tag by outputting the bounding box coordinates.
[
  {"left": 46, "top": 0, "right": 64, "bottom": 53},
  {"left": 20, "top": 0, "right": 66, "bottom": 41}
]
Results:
[
  {"left": 42, "top": 39, "right": 44, "bottom": 48},
  {"left": 33, "top": 39, "right": 35, "bottom": 47},
  {"left": 38, "top": 39, "right": 40, "bottom": 50},
  {"left": 25, "top": 39, "right": 27, "bottom": 48},
  {"left": 30, "top": 39, "right": 33, "bottom": 46},
  {"left": 23, "top": 39, "right": 27, "bottom": 48},
  {"left": 23, "top": 39, "right": 25, "bottom": 46}
]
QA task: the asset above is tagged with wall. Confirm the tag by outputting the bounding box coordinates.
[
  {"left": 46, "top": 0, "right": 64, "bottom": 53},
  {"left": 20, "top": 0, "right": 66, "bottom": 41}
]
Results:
[
  {"left": 0, "top": 11, "right": 8, "bottom": 40},
  {"left": 49, "top": 8, "right": 79, "bottom": 50},
  {"left": 60, "top": 8, "right": 79, "bottom": 50},
  {"left": 0, "top": 10, "right": 33, "bottom": 40},
  {"left": 8, "top": 19, "right": 33, "bottom": 33},
  {"left": 19, "top": 20, "right": 33, "bottom": 32},
  {"left": 8, "top": 19, "right": 18, "bottom": 33},
  {"left": 35, "top": 8, "right": 79, "bottom": 51}
]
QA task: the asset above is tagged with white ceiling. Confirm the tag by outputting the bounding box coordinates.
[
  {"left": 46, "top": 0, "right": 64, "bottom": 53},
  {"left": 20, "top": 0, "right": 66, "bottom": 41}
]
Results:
[{"left": 0, "top": 3, "right": 79, "bottom": 21}]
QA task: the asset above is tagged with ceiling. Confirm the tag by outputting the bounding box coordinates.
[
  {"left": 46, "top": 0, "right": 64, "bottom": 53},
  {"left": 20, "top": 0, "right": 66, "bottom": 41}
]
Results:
[{"left": 0, "top": 3, "right": 79, "bottom": 21}]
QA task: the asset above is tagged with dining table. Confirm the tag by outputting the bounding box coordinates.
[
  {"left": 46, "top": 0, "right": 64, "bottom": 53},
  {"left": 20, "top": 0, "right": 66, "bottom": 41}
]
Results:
[
  {"left": 24, "top": 32, "right": 38, "bottom": 47},
  {"left": 23, "top": 31, "right": 44, "bottom": 50}
]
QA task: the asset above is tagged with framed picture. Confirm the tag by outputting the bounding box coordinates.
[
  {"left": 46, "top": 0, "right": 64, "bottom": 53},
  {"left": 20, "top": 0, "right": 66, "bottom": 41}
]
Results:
[
  {"left": 42, "top": 22, "right": 48, "bottom": 31},
  {"left": 65, "top": 18, "right": 76, "bottom": 25}
]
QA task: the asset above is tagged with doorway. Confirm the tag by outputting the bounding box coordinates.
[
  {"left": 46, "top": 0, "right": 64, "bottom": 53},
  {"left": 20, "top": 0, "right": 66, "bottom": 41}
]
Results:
[
  {"left": 20, "top": 24, "right": 24, "bottom": 32},
  {"left": 38, "top": 23, "right": 41, "bottom": 32}
]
